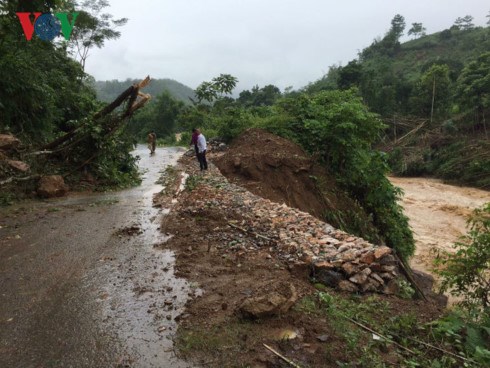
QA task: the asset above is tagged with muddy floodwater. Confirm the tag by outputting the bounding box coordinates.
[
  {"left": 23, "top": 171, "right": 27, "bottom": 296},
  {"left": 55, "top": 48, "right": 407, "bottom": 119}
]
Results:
[
  {"left": 390, "top": 177, "right": 489, "bottom": 281},
  {"left": 0, "top": 146, "right": 193, "bottom": 368}
]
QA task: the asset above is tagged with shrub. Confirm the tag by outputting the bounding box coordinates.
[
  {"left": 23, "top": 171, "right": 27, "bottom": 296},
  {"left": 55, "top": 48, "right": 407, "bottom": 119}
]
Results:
[
  {"left": 436, "top": 203, "right": 490, "bottom": 314},
  {"left": 261, "top": 90, "right": 415, "bottom": 259}
]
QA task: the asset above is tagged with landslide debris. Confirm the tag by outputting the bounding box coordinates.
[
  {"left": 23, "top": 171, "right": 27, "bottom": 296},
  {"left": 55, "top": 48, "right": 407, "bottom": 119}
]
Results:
[
  {"left": 214, "top": 128, "right": 381, "bottom": 243},
  {"left": 158, "top": 151, "right": 445, "bottom": 368}
]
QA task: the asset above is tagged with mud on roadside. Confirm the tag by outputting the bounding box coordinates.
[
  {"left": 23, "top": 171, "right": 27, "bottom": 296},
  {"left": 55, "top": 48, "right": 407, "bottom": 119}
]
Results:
[{"left": 154, "top": 154, "right": 445, "bottom": 368}]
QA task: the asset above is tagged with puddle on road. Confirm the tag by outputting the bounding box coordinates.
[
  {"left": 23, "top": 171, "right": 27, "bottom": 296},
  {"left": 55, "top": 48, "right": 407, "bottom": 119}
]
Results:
[{"left": 94, "top": 146, "right": 193, "bottom": 368}]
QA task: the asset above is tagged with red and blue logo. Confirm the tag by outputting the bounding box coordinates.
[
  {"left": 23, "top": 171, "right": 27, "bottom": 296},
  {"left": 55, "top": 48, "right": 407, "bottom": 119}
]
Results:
[{"left": 16, "top": 12, "right": 79, "bottom": 41}]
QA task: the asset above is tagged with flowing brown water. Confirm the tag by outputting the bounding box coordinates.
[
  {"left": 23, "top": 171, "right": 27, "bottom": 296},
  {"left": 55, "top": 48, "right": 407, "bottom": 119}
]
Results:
[{"left": 390, "top": 177, "right": 489, "bottom": 283}]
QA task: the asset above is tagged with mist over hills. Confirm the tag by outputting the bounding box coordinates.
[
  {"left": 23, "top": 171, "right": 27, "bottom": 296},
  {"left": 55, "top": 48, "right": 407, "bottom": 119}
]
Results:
[{"left": 94, "top": 78, "right": 196, "bottom": 104}]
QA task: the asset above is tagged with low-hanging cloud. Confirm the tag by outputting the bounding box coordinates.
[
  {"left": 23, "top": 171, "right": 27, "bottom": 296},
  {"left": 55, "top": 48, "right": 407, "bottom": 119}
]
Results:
[{"left": 85, "top": 0, "right": 489, "bottom": 92}]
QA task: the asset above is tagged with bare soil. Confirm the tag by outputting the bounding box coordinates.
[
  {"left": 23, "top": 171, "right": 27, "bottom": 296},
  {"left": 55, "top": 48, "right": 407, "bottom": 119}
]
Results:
[
  {"left": 158, "top": 142, "right": 446, "bottom": 367},
  {"left": 213, "top": 128, "right": 380, "bottom": 242}
]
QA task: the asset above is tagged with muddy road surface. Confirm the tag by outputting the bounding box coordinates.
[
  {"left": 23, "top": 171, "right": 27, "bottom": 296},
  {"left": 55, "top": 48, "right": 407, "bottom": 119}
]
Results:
[
  {"left": 0, "top": 146, "right": 193, "bottom": 368},
  {"left": 390, "top": 177, "right": 489, "bottom": 278}
]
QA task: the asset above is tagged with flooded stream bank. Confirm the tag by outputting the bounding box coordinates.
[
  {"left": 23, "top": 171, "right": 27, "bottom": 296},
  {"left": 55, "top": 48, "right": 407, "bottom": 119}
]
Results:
[{"left": 390, "top": 177, "right": 489, "bottom": 283}]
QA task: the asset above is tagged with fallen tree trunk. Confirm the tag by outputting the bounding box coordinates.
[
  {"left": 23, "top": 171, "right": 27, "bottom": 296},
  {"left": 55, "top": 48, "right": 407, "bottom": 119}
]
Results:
[
  {"left": 0, "top": 175, "right": 41, "bottom": 186},
  {"left": 43, "top": 76, "right": 152, "bottom": 152}
]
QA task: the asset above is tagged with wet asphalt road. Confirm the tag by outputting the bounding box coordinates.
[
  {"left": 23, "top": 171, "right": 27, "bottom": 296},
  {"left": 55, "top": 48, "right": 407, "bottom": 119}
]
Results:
[{"left": 0, "top": 146, "right": 193, "bottom": 368}]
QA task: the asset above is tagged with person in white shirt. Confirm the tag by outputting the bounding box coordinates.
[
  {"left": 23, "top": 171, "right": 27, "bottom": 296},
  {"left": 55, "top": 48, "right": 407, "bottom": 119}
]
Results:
[{"left": 196, "top": 129, "right": 208, "bottom": 171}]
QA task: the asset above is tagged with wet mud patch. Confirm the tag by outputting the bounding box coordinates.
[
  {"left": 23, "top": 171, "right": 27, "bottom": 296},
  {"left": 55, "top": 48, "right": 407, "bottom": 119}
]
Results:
[
  {"left": 114, "top": 224, "right": 143, "bottom": 237},
  {"left": 0, "top": 146, "right": 191, "bottom": 368}
]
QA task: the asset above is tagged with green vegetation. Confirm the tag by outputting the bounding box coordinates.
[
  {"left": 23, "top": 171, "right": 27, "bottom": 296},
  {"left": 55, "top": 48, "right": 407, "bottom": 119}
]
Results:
[
  {"left": 436, "top": 204, "right": 490, "bottom": 312},
  {"left": 127, "top": 91, "right": 185, "bottom": 141},
  {"left": 179, "top": 76, "right": 415, "bottom": 259},
  {"left": 429, "top": 203, "right": 490, "bottom": 367},
  {"left": 306, "top": 15, "right": 490, "bottom": 188},
  {"left": 296, "top": 291, "right": 489, "bottom": 367},
  {"left": 185, "top": 174, "right": 203, "bottom": 192},
  {"left": 0, "top": 1, "right": 98, "bottom": 142},
  {"left": 69, "top": 0, "right": 128, "bottom": 71},
  {"left": 0, "top": 0, "right": 141, "bottom": 190}
]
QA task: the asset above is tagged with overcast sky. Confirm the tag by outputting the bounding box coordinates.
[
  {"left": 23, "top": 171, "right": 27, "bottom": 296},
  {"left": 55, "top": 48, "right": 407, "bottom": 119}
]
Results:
[{"left": 84, "top": 0, "right": 489, "bottom": 92}]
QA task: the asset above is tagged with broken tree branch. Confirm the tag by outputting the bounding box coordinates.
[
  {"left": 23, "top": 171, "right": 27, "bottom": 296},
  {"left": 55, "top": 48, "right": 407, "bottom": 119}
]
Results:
[
  {"left": 94, "top": 75, "right": 151, "bottom": 120},
  {"left": 263, "top": 344, "right": 302, "bottom": 368},
  {"left": 394, "top": 252, "right": 428, "bottom": 301},
  {"left": 42, "top": 129, "right": 78, "bottom": 150},
  {"left": 345, "top": 317, "right": 417, "bottom": 355},
  {"left": 349, "top": 317, "right": 477, "bottom": 364},
  {"left": 0, "top": 175, "right": 40, "bottom": 186}
]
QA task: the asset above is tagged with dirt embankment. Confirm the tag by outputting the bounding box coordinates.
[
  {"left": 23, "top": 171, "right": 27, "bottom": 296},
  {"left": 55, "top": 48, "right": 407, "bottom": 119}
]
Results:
[
  {"left": 157, "top": 131, "right": 447, "bottom": 367},
  {"left": 214, "top": 128, "right": 380, "bottom": 242}
]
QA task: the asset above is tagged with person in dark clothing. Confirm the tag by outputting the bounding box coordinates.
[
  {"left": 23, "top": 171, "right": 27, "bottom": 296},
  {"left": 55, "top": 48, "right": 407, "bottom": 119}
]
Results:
[{"left": 190, "top": 128, "right": 199, "bottom": 156}]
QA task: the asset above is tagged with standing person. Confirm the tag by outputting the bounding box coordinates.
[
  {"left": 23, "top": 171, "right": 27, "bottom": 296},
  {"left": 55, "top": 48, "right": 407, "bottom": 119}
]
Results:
[
  {"left": 147, "top": 131, "right": 156, "bottom": 154},
  {"left": 151, "top": 131, "right": 157, "bottom": 154},
  {"left": 190, "top": 128, "right": 199, "bottom": 156},
  {"left": 196, "top": 129, "right": 208, "bottom": 171}
]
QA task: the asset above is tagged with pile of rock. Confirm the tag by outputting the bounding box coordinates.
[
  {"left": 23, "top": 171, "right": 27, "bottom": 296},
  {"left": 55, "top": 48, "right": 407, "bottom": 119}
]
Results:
[
  {"left": 207, "top": 137, "right": 227, "bottom": 152},
  {"left": 0, "top": 134, "right": 30, "bottom": 174},
  {"left": 177, "top": 162, "right": 402, "bottom": 295},
  {"left": 0, "top": 133, "right": 68, "bottom": 198},
  {"left": 247, "top": 201, "right": 400, "bottom": 294}
]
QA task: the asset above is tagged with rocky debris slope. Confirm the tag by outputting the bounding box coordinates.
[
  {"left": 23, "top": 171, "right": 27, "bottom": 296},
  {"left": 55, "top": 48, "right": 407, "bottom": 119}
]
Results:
[
  {"left": 213, "top": 128, "right": 381, "bottom": 242},
  {"left": 170, "top": 157, "right": 402, "bottom": 295}
]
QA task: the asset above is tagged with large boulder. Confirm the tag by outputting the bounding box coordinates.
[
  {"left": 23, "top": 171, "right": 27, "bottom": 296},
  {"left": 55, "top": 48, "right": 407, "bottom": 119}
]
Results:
[
  {"left": 0, "top": 134, "right": 20, "bottom": 151},
  {"left": 239, "top": 284, "right": 297, "bottom": 319},
  {"left": 37, "top": 175, "right": 69, "bottom": 198}
]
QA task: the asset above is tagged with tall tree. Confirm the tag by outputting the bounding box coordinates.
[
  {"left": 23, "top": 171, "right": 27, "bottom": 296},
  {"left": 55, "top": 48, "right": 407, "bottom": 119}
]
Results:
[
  {"left": 454, "top": 15, "right": 475, "bottom": 31},
  {"left": 390, "top": 14, "right": 406, "bottom": 40},
  {"left": 456, "top": 52, "right": 490, "bottom": 137},
  {"left": 70, "top": 0, "right": 128, "bottom": 71},
  {"left": 408, "top": 22, "right": 426, "bottom": 39},
  {"left": 150, "top": 91, "right": 185, "bottom": 138},
  {"left": 238, "top": 84, "right": 281, "bottom": 107},
  {"left": 338, "top": 60, "right": 362, "bottom": 89},
  {"left": 0, "top": 0, "right": 97, "bottom": 139},
  {"left": 411, "top": 64, "right": 452, "bottom": 121},
  {"left": 195, "top": 74, "right": 238, "bottom": 103}
]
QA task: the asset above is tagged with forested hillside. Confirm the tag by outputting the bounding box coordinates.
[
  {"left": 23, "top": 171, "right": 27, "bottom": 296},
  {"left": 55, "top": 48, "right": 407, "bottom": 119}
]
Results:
[
  {"left": 306, "top": 16, "right": 490, "bottom": 188},
  {"left": 94, "top": 78, "right": 195, "bottom": 104},
  {"left": 0, "top": 0, "right": 146, "bottom": 196}
]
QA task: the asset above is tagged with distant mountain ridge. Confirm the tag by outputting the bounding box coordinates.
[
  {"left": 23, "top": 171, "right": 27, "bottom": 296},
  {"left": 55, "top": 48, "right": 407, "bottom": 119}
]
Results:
[{"left": 94, "top": 78, "right": 196, "bottom": 104}]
